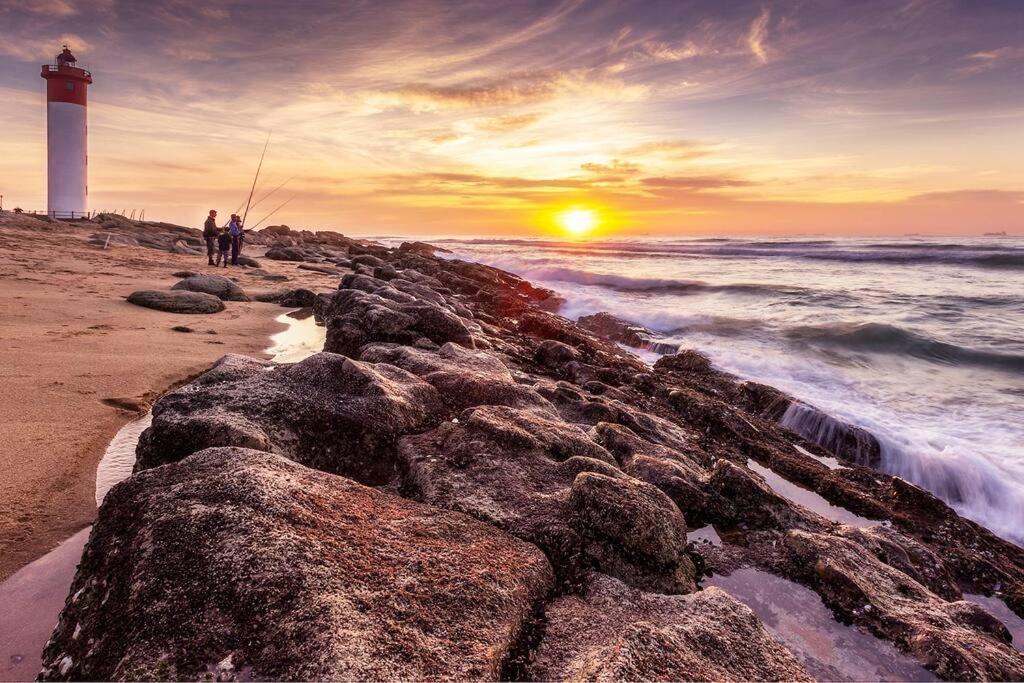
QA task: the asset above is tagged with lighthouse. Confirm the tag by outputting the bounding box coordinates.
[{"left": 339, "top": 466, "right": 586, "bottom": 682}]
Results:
[{"left": 40, "top": 46, "right": 92, "bottom": 218}]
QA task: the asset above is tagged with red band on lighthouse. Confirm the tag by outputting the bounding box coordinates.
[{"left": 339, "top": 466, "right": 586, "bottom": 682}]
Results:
[{"left": 44, "top": 73, "right": 89, "bottom": 106}]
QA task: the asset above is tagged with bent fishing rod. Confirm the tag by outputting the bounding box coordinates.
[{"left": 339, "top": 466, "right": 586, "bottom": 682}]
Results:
[
  {"left": 247, "top": 195, "right": 296, "bottom": 231},
  {"left": 237, "top": 131, "right": 272, "bottom": 224},
  {"left": 246, "top": 175, "right": 295, "bottom": 215}
]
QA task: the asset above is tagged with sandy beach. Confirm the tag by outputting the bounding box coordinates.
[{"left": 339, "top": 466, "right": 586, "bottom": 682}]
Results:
[{"left": 0, "top": 213, "right": 333, "bottom": 581}]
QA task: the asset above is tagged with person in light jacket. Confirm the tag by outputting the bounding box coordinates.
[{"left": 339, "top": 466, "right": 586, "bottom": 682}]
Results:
[{"left": 228, "top": 214, "right": 244, "bottom": 265}]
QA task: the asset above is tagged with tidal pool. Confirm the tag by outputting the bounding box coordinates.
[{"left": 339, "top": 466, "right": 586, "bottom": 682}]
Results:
[
  {"left": 747, "top": 458, "right": 881, "bottom": 528},
  {"left": 706, "top": 566, "right": 935, "bottom": 681}
]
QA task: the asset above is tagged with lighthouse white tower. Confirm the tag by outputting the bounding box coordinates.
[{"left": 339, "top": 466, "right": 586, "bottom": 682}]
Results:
[{"left": 41, "top": 46, "right": 92, "bottom": 218}]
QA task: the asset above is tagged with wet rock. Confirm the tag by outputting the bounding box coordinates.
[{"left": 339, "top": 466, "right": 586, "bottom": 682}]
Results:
[
  {"left": 535, "top": 339, "right": 580, "bottom": 367},
  {"left": 351, "top": 254, "right": 386, "bottom": 268},
  {"left": 253, "top": 288, "right": 318, "bottom": 308},
  {"left": 171, "top": 275, "right": 249, "bottom": 302},
  {"left": 40, "top": 448, "right": 554, "bottom": 681},
  {"left": 359, "top": 342, "right": 555, "bottom": 414},
  {"left": 577, "top": 312, "right": 652, "bottom": 348},
  {"left": 530, "top": 572, "right": 812, "bottom": 681},
  {"left": 373, "top": 264, "right": 398, "bottom": 280},
  {"left": 655, "top": 349, "right": 714, "bottom": 373},
  {"left": 126, "top": 289, "right": 224, "bottom": 314},
  {"left": 784, "top": 530, "right": 1024, "bottom": 680},
  {"left": 708, "top": 459, "right": 825, "bottom": 532},
  {"left": 570, "top": 471, "right": 695, "bottom": 594},
  {"left": 590, "top": 422, "right": 711, "bottom": 523},
  {"left": 136, "top": 353, "right": 443, "bottom": 484},
  {"left": 538, "top": 383, "right": 696, "bottom": 454},
  {"left": 322, "top": 288, "right": 474, "bottom": 357},
  {"left": 265, "top": 246, "right": 307, "bottom": 261},
  {"left": 235, "top": 255, "right": 260, "bottom": 268},
  {"left": 399, "top": 406, "right": 694, "bottom": 593},
  {"left": 399, "top": 240, "right": 450, "bottom": 256},
  {"left": 840, "top": 524, "right": 961, "bottom": 601},
  {"left": 777, "top": 401, "right": 882, "bottom": 468}
]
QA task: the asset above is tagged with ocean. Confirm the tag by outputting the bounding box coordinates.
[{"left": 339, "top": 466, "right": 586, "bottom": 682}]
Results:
[{"left": 430, "top": 235, "right": 1024, "bottom": 546}]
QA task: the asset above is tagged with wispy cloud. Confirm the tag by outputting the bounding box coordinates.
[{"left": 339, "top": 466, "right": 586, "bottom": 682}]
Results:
[{"left": 746, "top": 6, "right": 771, "bottom": 64}]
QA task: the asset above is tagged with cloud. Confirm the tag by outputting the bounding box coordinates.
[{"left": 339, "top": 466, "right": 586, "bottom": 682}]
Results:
[
  {"left": 626, "top": 140, "right": 711, "bottom": 160},
  {"left": 0, "top": 33, "right": 92, "bottom": 61},
  {"left": 746, "top": 6, "right": 771, "bottom": 64},
  {"left": 5, "top": 0, "right": 78, "bottom": 16},
  {"left": 379, "top": 73, "right": 562, "bottom": 110},
  {"left": 641, "top": 175, "right": 752, "bottom": 190},
  {"left": 475, "top": 112, "right": 543, "bottom": 132},
  {"left": 580, "top": 160, "right": 642, "bottom": 178},
  {"left": 909, "top": 189, "right": 1024, "bottom": 204},
  {"left": 370, "top": 67, "right": 646, "bottom": 112},
  {"left": 957, "top": 46, "right": 1024, "bottom": 75}
]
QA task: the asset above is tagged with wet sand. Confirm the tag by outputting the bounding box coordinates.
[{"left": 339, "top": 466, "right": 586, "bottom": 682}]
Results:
[{"left": 0, "top": 213, "right": 333, "bottom": 582}]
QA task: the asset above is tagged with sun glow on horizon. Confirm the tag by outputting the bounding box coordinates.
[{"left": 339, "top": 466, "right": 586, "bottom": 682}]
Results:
[{"left": 557, "top": 208, "right": 598, "bottom": 238}]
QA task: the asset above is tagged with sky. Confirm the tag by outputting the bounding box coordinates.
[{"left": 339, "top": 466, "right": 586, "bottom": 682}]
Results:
[{"left": 1, "top": 0, "right": 1022, "bottom": 237}]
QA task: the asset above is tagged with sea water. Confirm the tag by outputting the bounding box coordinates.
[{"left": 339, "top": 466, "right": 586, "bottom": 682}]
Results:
[{"left": 435, "top": 236, "right": 1024, "bottom": 546}]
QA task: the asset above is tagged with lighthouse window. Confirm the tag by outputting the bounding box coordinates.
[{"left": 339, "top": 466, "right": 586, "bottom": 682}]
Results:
[{"left": 65, "top": 80, "right": 74, "bottom": 91}]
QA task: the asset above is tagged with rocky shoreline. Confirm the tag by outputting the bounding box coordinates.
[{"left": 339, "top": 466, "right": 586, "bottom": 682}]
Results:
[{"left": 39, "top": 228, "right": 1024, "bottom": 680}]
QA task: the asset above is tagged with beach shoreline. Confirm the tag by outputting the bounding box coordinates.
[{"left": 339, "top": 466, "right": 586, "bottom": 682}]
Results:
[{"left": 0, "top": 213, "right": 332, "bottom": 581}]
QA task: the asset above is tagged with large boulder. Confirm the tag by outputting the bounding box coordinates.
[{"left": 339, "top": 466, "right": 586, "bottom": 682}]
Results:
[
  {"left": 322, "top": 287, "right": 474, "bottom": 357},
  {"left": 40, "top": 448, "right": 554, "bottom": 681},
  {"left": 171, "top": 275, "right": 249, "bottom": 302},
  {"left": 265, "top": 246, "right": 307, "bottom": 261},
  {"left": 126, "top": 289, "right": 224, "bottom": 314},
  {"left": 136, "top": 353, "right": 444, "bottom": 484},
  {"left": 399, "top": 405, "right": 696, "bottom": 593},
  {"left": 530, "top": 572, "right": 812, "bottom": 681},
  {"left": 253, "top": 288, "right": 318, "bottom": 308}
]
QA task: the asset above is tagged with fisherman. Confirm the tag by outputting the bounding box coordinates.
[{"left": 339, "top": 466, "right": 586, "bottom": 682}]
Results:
[
  {"left": 215, "top": 227, "right": 232, "bottom": 268},
  {"left": 228, "top": 213, "right": 244, "bottom": 266},
  {"left": 203, "top": 209, "right": 219, "bottom": 265}
]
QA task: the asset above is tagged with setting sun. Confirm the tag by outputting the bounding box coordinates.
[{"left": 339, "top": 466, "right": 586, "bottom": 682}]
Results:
[{"left": 558, "top": 208, "right": 598, "bottom": 237}]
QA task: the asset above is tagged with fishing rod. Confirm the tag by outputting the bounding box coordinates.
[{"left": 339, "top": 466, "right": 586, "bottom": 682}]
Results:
[
  {"left": 248, "top": 195, "right": 296, "bottom": 231},
  {"left": 247, "top": 175, "right": 295, "bottom": 214},
  {"left": 239, "top": 130, "right": 272, "bottom": 227}
]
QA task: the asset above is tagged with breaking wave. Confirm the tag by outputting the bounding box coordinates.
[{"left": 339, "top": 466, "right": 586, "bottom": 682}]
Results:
[
  {"left": 438, "top": 237, "right": 1024, "bottom": 270},
  {"left": 785, "top": 322, "right": 1024, "bottom": 373}
]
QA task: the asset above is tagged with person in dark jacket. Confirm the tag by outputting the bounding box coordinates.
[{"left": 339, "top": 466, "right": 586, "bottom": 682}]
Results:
[
  {"left": 203, "top": 210, "right": 219, "bottom": 265},
  {"left": 215, "top": 228, "right": 232, "bottom": 267}
]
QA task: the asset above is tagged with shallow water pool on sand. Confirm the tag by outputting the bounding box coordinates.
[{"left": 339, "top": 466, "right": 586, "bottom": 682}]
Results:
[
  {"left": 0, "top": 310, "right": 325, "bottom": 680},
  {"left": 706, "top": 567, "right": 935, "bottom": 681}
]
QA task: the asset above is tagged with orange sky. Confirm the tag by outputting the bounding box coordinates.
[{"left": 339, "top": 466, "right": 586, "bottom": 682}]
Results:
[{"left": 1, "top": 0, "right": 1022, "bottom": 236}]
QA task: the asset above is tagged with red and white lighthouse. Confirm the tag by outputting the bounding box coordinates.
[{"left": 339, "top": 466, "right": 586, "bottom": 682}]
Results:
[{"left": 41, "top": 46, "right": 92, "bottom": 217}]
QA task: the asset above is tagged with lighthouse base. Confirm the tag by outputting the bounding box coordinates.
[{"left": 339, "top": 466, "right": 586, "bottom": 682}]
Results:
[{"left": 46, "top": 101, "right": 88, "bottom": 216}]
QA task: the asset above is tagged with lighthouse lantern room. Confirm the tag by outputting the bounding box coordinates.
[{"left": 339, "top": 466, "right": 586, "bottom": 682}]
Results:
[{"left": 41, "top": 46, "right": 92, "bottom": 218}]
